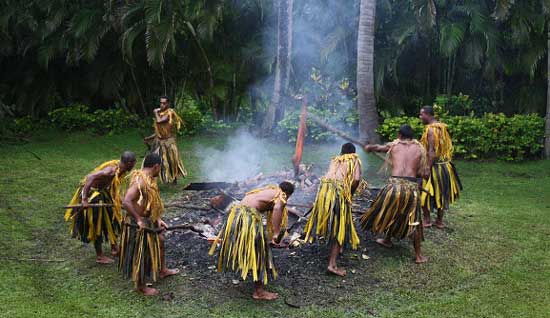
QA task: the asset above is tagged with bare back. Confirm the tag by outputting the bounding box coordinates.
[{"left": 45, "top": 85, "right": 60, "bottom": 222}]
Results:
[
  {"left": 324, "top": 158, "right": 361, "bottom": 182},
  {"left": 240, "top": 189, "right": 278, "bottom": 213},
  {"left": 390, "top": 143, "right": 423, "bottom": 178}
]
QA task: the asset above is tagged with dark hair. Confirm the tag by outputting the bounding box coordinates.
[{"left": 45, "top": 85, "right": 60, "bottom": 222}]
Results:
[
  {"left": 121, "top": 151, "right": 136, "bottom": 163},
  {"left": 279, "top": 181, "right": 295, "bottom": 197},
  {"left": 421, "top": 105, "right": 434, "bottom": 116},
  {"left": 159, "top": 95, "right": 170, "bottom": 103},
  {"left": 143, "top": 153, "right": 162, "bottom": 168},
  {"left": 398, "top": 125, "right": 415, "bottom": 139},
  {"left": 340, "top": 142, "right": 356, "bottom": 155}
]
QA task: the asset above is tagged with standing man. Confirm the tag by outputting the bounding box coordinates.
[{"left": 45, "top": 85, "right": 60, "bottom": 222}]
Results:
[
  {"left": 119, "top": 153, "right": 180, "bottom": 296},
  {"left": 303, "top": 143, "right": 362, "bottom": 277},
  {"left": 419, "top": 106, "right": 462, "bottom": 229},
  {"left": 209, "top": 182, "right": 295, "bottom": 300},
  {"left": 144, "top": 96, "right": 187, "bottom": 184},
  {"left": 65, "top": 151, "right": 136, "bottom": 264},
  {"left": 361, "top": 125, "right": 427, "bottom": 263}
]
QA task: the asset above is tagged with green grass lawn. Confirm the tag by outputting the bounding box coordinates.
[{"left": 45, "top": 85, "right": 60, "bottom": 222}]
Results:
[{"left": 0, "top": 130, "right": 549, "bottom": 318}]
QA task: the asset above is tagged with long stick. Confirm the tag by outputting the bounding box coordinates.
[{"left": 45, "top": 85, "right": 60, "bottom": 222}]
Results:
[
  {"left": 124, "top": 222, "right": 203, "bottom": 234},
  {"left": 308, "top": 114, "right": 386, "bottom": 160},
  {"left": 63, "top": 203, "right": 114, "bottom": 209}
]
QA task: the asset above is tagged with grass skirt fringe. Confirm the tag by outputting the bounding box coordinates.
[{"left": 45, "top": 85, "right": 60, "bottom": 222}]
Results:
[
  {"left": 303, "top": 179, "right": 360, "bottom": 249},
  {"left": 153, "top": 137, "right": 187, "bottom": 183},
  {"left": 360, "top": 177, "right": 422, "bottom": 240},
  {"left": 118, "top": 217, "right": 161, "bottom": 287},
  {"left": 65, "top": 186, "right": 119, "bottom": 246},
  {"left": 209, "top": 205, "right": 276, "bottom": 285},
  {"left": 421, "top": 161, "right": 462, "bottom": 212}
]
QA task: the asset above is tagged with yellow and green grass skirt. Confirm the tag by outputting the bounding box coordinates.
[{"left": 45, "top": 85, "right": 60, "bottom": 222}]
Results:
[
  {"left": 118, "top": 217, "right": 161, "bottom": 287},
  {"left": 422, "top": 160, "right": 462, "bottom": 212},
  {"left": 360, "top": 177, "right": 422, "bottom": 240},
  {"left": 152, "top": 137, "right": 187, "bottom": 183},
  {"left": 209, "top": 205, "right": 276, "bottom": 285},
  {"left": 64, "top": 186, "right": 120, "bottom": 246},
  {"left": 303, "top": 179, "right": 360, "bottom": 249}
]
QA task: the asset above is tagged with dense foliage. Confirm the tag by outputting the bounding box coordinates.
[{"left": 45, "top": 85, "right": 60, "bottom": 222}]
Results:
[
  {"left": 378, "top": 113, "right": 544, "bottom": 161},
  {"left": 0, "top": 0, "right": 549, "bottom": 120}
]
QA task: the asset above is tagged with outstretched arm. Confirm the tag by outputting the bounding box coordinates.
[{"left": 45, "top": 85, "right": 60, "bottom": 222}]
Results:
[
  {"left": 364, "top": 144, "right": 391, "bottom": 153},
  {"left": 122, "top": 182, "right": 145, "bottom": 230},
  {"left": 81, "top": 167, "right": 115, "bottom": 207}
]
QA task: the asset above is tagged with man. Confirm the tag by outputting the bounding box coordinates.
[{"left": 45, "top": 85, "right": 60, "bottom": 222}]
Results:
[
  {"left": 419, "top": 106, "right": 462, "bottom": 229},
  {"left": 143, "top": 96, "right": 187, "bottom": 184},
  {"left": 119, "top": 153, "right": 180, "bottom": 296},
  {"left": 209, "top": 182, "right": 295, "bottom": 300},
  {"left": 361, "top": 125, "right": 427, "bottom": 264},
  {"left": 303, "top": 143, "right": 362, "bottom": 277},
  {"left": 65, "top": 151, "right": 136, "bottom": 264}
]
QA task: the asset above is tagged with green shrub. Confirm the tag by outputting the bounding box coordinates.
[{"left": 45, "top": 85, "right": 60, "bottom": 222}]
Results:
[
  {"left": 378, "top": 113, "right": 544, "bottom": 161},
  {"left": 48, "top": 104, "right": 141, "bottom": 134}
]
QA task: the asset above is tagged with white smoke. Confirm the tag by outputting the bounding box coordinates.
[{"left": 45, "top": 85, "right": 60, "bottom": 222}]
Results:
[{"left": 196, "top": 129, "right": 271, "bottom": 182}]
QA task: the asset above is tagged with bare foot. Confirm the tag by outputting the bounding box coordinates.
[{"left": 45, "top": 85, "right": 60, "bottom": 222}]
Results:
[
  {"left": 423, "top": 221, "right": 432, "bottom": 228},
  {"left": 96, "top": 256, "right": 114, "bottom": 264},
  {"left": 434, "top": 221, "right": 445, "bottom": 229},
  {"left": 111, "top": 246, "right": 120, "bottom": 257},
  {"left": 376, "top": 238, "right": 393, "bottom": 248},
  {"left": 327, "top": 266, "right": 346, "bottom": 277},
  {"left": 138, "top": 286, "right": 159, "bottom": 296},
  {"left": 160, "top": 268, "right": 180, "bottom": 279},
  {"left": 415, "top": 255, "right": 428, "bottom": 264},
  {"left": 252, "top": 289, "right": 279, "bottom": 300}
]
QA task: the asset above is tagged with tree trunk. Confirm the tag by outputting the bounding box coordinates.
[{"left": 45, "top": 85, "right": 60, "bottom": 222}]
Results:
[
  {"left": 545, "top": 27, "right": 550, "bottom": 159},
  {"left": 356, "top": 0, "right": 380, "bottom": 144},
  {"left": 262, "top": 0, "right": 292, "bottom": 134}
]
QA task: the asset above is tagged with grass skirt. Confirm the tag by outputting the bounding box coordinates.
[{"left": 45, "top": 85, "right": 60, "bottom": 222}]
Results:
[
  {"left": 360, "top": 177, "right": 422, "bottom": 240},
  {"left": 118, "top": 217, "right": 161, "bottom": 287},
  {"left": 209, "top": 205, "right": 276, "bottom": 284},
  {"left": 422, "top": 161, "right": 462, "bottom": 212},
  {"left": 153, "top": 137, "right": 187, "bottom": 183},
  {"left": 303, "top": 178, "right": 360, "bottom": 249}
]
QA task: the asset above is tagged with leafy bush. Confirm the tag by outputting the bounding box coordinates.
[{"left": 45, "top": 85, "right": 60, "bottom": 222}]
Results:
[
  {"left": 378, "top": 113, "right": 544, "bottom": 161},
  {"left": 49, "top": 104, "right": 141, "bottom": 134}
]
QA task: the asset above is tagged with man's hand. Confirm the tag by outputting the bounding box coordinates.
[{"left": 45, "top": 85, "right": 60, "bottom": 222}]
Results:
[
  {"left": 158, "top": 219, "right": 168, "bottom": 230},
  {"left": 270, "top": 239, "right": 288, "bottom": 249},
  {"left": 81, "top": 198, "right": 89, "bottom": 209},
  {"left": 421, "top": 166, "right": 430, "bottom": 179},
  {"left": 154, "top": 108, "right": 161, "bottom": 113},
  {"left": 137, "top": 219, "right": 145, "bottom": 231},
  {"left": 363, "top": 145, "right": 372, "bottom": 152}
]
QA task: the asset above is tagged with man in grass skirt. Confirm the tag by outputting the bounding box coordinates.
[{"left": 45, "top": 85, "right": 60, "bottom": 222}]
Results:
[
  {"left": 119, "top": 153, "right": 179, "bottom": 296},
  {"left": 65, "top": 151, "right": 136, "bottom": 264},
  {"left": 362, "top": 125, "right": 428, "bottom": 263},
  {"left": 209, "top": 182, "right": 295, "bottom": 300}
]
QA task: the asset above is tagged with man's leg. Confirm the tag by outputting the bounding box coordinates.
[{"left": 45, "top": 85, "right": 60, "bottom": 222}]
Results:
[
  {"left": 435, "top": 209, "right": 445, "bottom": 229},
  {"left": 137, "top": 278, "right": 159, "bottom": 296},
  {"left": 159, "top": 233, "right": 180, "bottom": 278},
  {"left": 327, "top": 242, "right": 346, "bottom": 276},
  {"left": 111, "top": 243, "right": 119, "bottom": 257},
  {"left": 413, "top": 229, "right": 427, "bottom": 264},
  {"left": 376, "top": 234, "right": 393, "bottom": 248},
  {"left": 94, "top": 240, "right": 114, "bottom": 264},
  {"left": 252, "top": 282, "right": 279, "bottom": 300},
  {"left": 423, "top": 206, "right": 432, "bottom": 228}
]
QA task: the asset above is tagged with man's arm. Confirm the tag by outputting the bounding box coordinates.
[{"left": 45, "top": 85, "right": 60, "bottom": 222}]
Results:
[
  {"left": 271, "top": 201, "right": 285, "bottom": 244},
  {"left": 364, "top": 144, "right": 390, "bottom": 153},
  {"left": 81, "top": 167, "right": 115, "bottom": 207},
  {"left": 122, "top": 182, "right": 145, "bottom": 230},
  {"left": 351, "top": 158, "right": 362, "bottom": 195},
  {"left": 424, "top": 128, "right": 435, "bottom": 178},
  {"left": 154, "top": 109, "right": 170, "bottom": 124}
]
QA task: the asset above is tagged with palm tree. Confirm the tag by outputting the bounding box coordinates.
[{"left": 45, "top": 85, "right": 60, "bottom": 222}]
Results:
[
  {"left": 262, "top": 0, "right": 293, "bottom": 134},
  {"left": 357, "top": 0, "right": 380, "bottom": 144}
]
